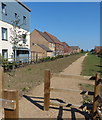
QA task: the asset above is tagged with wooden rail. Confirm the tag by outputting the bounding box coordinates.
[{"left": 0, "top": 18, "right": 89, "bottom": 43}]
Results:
[{"left": 44, "top": 70, "right": 102, "bottom": 120}]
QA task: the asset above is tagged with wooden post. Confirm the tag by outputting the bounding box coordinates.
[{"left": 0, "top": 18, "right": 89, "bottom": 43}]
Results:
[
  {"left": 93, "top": 73, "right": 100, "bottom": 120},
  {"left": 3, "top": 90, "right": 19, "bottom": 119},
  {"left": 44, "top": 69, "right": 50, "bottom": 111}
]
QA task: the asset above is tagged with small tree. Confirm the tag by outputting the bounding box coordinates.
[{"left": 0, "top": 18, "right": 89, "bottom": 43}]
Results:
[
  {"left": 0, "top": 54, "right": 2, "bottom": 64},
  {"left": 10, "top": 15, "right": 28, "bottom": 60}
]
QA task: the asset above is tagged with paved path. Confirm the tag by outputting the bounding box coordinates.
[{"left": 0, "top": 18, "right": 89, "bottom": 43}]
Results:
[{"left": 19, "top": 53, "right": 94, "bottom": 119}]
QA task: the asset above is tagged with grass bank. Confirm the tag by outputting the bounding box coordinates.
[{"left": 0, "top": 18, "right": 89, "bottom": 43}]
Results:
[
  {"left": 4, "top": 53, "right": 85, "bottom": 96},
  {"left": 81, "top": 53, "right": 102, "bottom": 77},
  {"left": 80, "top": 53, "right": 102, "bottom": 102}
]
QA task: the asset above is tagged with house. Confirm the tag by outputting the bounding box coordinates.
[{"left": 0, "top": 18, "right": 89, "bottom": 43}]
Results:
[
  {"left": 61, "top": 42, "right": 72, "bottom": 55},
  {"left": 30, "top": 43, "right": 53, "bottom": 61},
  {"left": 94, "top": 46, "right": 102, "bottom": 54},
  {"left": 71, "top": 46, "right": 81, "bottom": 54},
  {"left": 44, "top": 32, "right": 64, "bottom": 56},
  {"left": 0, "top": 0, "right": 31, "bottom": 61},
  {"left": 30, "top": 29, "right": 55, "bottom": 58}
]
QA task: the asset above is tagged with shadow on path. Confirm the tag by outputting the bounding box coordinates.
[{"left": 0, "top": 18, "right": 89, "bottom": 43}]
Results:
[{"left": 23, "top": 95, "right": 92, "bottom": 120}]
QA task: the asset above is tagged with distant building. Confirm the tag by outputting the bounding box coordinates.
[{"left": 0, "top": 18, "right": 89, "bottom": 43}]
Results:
[
  {"left": 61, "top": 42, "right": 72, "bottom": 55},
  {"left": 30, "top": 29, "right": 55, "bottom": 58},
  {"left": 94, "top": 46, "right": 102, "bottom": 54},
  {"left": 44, "top": 32, "right": 64, "bottom": 56},
  {"left": 0, "top": 0, "right": 31, "bottom": 61},
  {"left": 71, "top": 46, "right": 81, "bottom": 54}
]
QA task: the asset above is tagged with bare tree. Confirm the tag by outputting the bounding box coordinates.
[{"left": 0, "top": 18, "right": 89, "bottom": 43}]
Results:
[{"left": 9, "top": 15, "right": 28, "bottom": 60}]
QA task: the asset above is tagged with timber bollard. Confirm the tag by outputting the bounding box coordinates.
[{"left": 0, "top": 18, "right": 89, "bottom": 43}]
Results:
[
  {"left": 3, "top": 90, "right": 19, "bottom": 119},
  {"left": 93, "top": 73, "right": 100, "bottom": 120},
  {"left": 44, "top": 69, "right": 50, "bottom": 111}
]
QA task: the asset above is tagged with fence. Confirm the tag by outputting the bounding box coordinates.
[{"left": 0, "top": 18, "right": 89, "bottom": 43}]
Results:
[
  {"left": 0, "top": 67, "right": 19, "bottom": 119},
  {"left": 0, "top": 67, "right": 101, "bottom": 119},
  {"left": 44, "top": 70, "right": 102, "bottom": 120}
]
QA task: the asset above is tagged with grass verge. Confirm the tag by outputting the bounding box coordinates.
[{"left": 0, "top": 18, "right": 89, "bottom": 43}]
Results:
[
  {"left": 81, "top": 53, "right": 102, "bottom": 77},
  {"left": 80, "top": 53, "right": 102, "bottom": 103}
]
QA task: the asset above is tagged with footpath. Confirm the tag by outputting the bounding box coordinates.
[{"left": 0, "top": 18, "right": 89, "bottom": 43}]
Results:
[{"left": 19, "top": 53, "right": 94, "bottom": 119}]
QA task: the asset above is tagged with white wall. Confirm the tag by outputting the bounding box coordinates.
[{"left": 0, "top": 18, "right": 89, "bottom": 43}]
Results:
[{"left": 0, "top": 20, "right": 30, "bottom": 60}]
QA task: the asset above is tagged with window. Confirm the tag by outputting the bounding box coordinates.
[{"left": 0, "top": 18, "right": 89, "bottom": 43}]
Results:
[
  {"left": 2, "top": 49, "right": 8, "bottom": 59},
  {"left": 15, "top": 13, "right": 17, "bottom": 18},
  {"left": 23, "top": 16, "right": 26, "bottom": 24},
  {"left": 2, "top": 3, "right": 7, "bottom": 15},
  {"left": 2, "top": 28, "right": 8, "bottom": 40}
]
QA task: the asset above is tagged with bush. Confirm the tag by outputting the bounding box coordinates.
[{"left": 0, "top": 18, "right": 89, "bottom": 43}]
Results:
[{"left": 0, "top": 54, "right": 2, "bottom": 64}]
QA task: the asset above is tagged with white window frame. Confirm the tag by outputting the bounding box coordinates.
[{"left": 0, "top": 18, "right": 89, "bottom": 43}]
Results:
[
  {"left": 2, "top": 27, "right": 8, "bottom": 41},
  {"left": 2, "top": 3, "right": 7, "bottom": 15}
]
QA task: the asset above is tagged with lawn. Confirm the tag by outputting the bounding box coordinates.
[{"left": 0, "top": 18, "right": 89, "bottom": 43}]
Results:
[
  {"left": 4, "top": 53, "right": 85, "bottom": 96},
  {"left": 81, "top": 53, "right": 102, "bottom": 100},
  {"left": 81, "top": 53, "right": 102, "bottom": 77}
]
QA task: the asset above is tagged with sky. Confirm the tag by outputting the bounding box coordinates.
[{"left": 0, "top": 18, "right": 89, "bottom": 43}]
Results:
[{"left": 23, "top": 2, "right": 100, "bottom": 51}]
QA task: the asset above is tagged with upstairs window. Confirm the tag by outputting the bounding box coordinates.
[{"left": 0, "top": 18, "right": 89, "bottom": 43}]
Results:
[
  {"left": 15, "top": 13, "right": 17, "bottom": 18},
  {"left": 2, "top": 28, "right": 8, "bottom": 40},
  {"left": 2, "top": 3, "right": 7, "bottom": 15},
  {"left": 23, "top": 16, "right": 26, "bottom": 24}
]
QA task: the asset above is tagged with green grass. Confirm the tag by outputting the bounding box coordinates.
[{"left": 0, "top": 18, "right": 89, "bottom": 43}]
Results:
[
  {"left": 81, "top": 53, "right": 102, "bottom": 77},
  {"left": 81, "top": 53, "right": 102, "bottom": 102},
  {"left": 79, "top": 83, "right": 94, "bottom": 103},
  {"left": 4, "top": 53, "right": 85, "bottom": 96}
]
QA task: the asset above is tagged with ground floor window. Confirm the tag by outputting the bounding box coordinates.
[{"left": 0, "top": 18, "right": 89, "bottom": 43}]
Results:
[{"left": 2, "top": 49, "right": 8, "bottom": 59}]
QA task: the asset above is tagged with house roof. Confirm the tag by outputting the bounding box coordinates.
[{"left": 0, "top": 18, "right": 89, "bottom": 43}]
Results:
[
  {"left": 95, "top": 46, "right": 102, "bottom": 49},
  {"left": 37, "top": 44, "right": 53, "bottom": 52},
  {"left": 44, "top": 32, "right": 64, "bottom": 46},
  {"left": 71, "top": 46, "right": 80, "bottom": 50},
  {"left": 35, "top": 29, "right": 53, "bottom": 43},
  {"left": 16, "top": 0, "right": 31, "bottom": 12},
  {"left": 61, "top": 42, "right": 70, "bottom": 47}
]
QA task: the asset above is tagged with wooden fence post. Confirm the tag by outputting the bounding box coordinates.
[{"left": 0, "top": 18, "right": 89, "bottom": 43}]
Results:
[
  {"left": 3, "top": 90, "right": 19, "bottom": 119},
  {"left": 93, "top": 73, "right": 100, "bottom": 120},
  {"left": 44, "top": 69, "right": 50, "bottom": 111}
]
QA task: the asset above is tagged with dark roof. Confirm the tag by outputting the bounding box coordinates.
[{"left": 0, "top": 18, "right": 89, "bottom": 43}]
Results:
[
  {"left": 44, "top": 32, "right": 64, "bottom": 46},
  {"left": 71, "top": 46, "right": 80, "bottom": 50},
  {"left": 37, "top": 44, "right": 53, "bottom": 52},
  {"left": 35, "top": 29, "right": 53, "bottom": 43},
  {"left": 61, "top": 42, "right": 70, "bottom": 47},
  {"left": 16, "top": 0, "right": 31, "bottom": 12}
]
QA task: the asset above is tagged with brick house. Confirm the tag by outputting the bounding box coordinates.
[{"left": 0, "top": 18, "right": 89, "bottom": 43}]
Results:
[
  {"left": 44, "top": 32, "right": 64, "bottom": 56},
  {"left": 94, "top": 46, "right": 102, "bottom": 54},
  {"left": 30, "top": 29, "right": 55, "bottom": 58},
  {"left": 61, "top": 42, "right": 72, "bottom": 55},
  {"left": 71, "top": 46, "right": 81, "bottom": 54}
]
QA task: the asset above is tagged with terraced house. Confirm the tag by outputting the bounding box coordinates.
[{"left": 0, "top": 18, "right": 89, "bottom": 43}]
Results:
[
  {"left": 30, "top": 29, "right": 55, "bottom": 58},
  {"left": 44, "top": 32, "right": 64, "bottom": 56},
  {"left": 0, "top": 0, "right": 31, "bottom": 61}
]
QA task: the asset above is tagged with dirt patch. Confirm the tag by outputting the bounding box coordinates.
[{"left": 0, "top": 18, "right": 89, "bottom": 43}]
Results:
[
  {"left": 19, "top": 53, "right": 93, "bottom": 119},
  {"left": 4, "top": 53, "right": 85, "bottom": 96}
]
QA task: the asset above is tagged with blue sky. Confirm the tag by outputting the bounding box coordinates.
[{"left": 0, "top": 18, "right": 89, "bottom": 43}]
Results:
[{"left": 24, "top": 2, "right": 100, "bottom": 50}]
